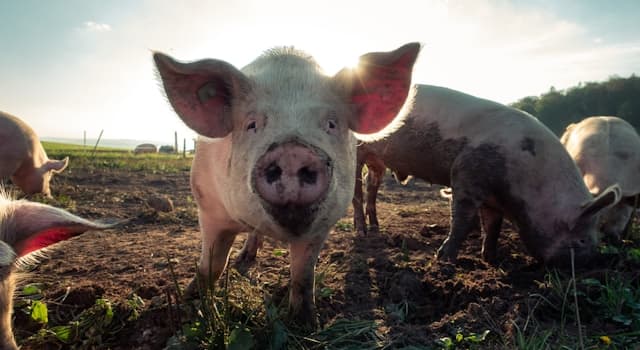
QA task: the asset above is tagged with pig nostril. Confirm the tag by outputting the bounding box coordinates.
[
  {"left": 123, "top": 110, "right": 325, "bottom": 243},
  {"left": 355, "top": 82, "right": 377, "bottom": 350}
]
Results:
[
  {"left": 265, "top": 162, "right": 282, "bottom": 184},
  {"left": 298, "top": 166, "right": 318, "bottom": 185}
]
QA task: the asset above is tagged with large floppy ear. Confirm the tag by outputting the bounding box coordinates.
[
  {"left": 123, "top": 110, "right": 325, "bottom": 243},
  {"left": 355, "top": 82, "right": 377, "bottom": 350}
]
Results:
[
  {"left": 2, "top": 200, "right": 116, "bottom": 257},
  {"left": 571, "top": 184, "right": 622, "bottom": 230},
  {"left": 333, "top": 42, "right": 421, "bottom": 134},
  {"left": 44, "top": 157, "right": 69, "bottom": 174},
  {"left": 153, "top": 52, "right": 252, "bottom": 138}
]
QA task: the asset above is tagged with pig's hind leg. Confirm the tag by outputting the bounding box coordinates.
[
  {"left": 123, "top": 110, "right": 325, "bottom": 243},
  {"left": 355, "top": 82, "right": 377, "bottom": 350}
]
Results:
[
  {"left": 479, "top": 205, "right": 503, "bottom": 263},
  {"left": 235, "top": 232, "right": 263, "bottom": 269},
  {"left": 436, "top": 147, "right": 498, "bottom": 262},
  {"left": 364, "top": 157, "right": 386, "bottom": 233}
]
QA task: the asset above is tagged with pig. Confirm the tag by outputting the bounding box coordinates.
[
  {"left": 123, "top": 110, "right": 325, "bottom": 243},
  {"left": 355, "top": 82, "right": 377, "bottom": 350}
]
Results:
[
  {"left": 352, "top": 84, "right": 622, "bottom": 265},
  {"left": 561, "top": 116, "right": 640, "bottom": 239},
  {"left": 0, "top": 190, "right": 114, "bottom": 349},
  {"left": 153, "top": 43, "right": 420, "bottom": 326},
  {"left": 0, "top": 111, "right": 69, "bottom": 197}
]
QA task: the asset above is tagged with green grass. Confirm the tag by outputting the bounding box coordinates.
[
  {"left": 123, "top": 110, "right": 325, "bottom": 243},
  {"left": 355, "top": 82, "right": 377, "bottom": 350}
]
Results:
[
  {"left": 43, "top": 141, "right": 192, "bottom": 173},
  {"left": 509, "top": 226, "right": 640, "bottom": 349}
]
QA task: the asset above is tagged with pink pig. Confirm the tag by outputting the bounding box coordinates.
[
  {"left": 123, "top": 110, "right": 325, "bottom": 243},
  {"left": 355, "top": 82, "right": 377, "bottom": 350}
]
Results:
[
  {"left": 0, "top": 111, "right": 68, "bottom": 197},
  {"left": 154, "top": 43, "right": 420, "bottom": 326}
]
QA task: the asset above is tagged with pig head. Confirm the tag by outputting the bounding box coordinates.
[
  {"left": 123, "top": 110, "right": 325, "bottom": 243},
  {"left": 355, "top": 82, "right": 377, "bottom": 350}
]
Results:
[
  {"left": 0, "top": 111, "right": 69, "bottom": 197},
  {"left": 154, "top": 43, "right": 420, "bottom": 326},
  {"left": 0, "top": 191, "right": 114, "bottom": 349},
  {"left": 561, "top": 116, "right": 640, "bottom": 239}
]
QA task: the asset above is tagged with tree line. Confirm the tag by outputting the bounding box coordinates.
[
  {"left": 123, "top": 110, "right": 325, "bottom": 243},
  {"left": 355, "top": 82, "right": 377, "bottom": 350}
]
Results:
[{"left": 510, "top": 75, "right": 640, "bottom": 135}]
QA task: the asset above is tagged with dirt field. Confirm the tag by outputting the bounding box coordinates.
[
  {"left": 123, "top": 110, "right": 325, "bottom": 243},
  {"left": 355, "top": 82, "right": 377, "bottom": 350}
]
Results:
[{"left": 10, "top": 167, "right": 631, "bottom": 349}]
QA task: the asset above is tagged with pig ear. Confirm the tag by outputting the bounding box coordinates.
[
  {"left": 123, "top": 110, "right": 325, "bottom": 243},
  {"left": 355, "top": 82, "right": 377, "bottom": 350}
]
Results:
[
  {"left": 44, "top": 157, "right": 69, "bottom": 173},
  {"left": 153, "top": 52, "right": 252, "bottom": 138},
  {"left": 572, "top": 184, "right": 622, "bottom": 229},
  {"left": 3, "top": 201, "right": 115, "bottom": 257},
  {"left": 333, "top": 42, "right": 421, "bottom": 134}
]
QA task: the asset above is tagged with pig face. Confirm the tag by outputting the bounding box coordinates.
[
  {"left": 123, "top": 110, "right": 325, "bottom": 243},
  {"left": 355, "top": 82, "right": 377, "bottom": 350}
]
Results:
[
  {"left": 537, "top": 185, "right": 621, "bottom": 265},
  {"left": 12, "top": 157, "right": 68, "bottom": 197},
  {"left": 154, "top": 44, "right": 420, "bottom": 237}
]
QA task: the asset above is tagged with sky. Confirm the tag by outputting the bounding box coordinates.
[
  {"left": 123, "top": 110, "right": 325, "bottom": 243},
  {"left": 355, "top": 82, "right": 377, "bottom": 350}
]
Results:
[{"left": 0, "top": 0, "right": 639, "bottom": 142}]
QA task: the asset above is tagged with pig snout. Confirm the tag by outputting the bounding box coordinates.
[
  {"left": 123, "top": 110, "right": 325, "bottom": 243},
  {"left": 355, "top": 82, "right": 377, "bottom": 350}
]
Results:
[{"left": 253, "top": 142, "right": 332, "bottom": 233}]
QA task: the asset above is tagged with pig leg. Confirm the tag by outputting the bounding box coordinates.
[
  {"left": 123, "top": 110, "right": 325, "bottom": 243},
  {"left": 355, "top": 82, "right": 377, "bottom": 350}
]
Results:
[
  {"left": 0, "top": 265, "right": 18, "bottom": 350},
  {"left": 437, "top": 150, "right": 493, "bottom": 261},
  {"left": 288, "top": 236, "right": 325, "bottom": 328},
  {"left": 436, "top": 190, "right": 482, "bottom": 261},
  {"left": 479, "top": 205, "right": 503, "bottom": 262},
  {"left": 365, "top": 157, "right": 386, "bottom": 232},
  {"left": 352, "top": 159, "right": 367, "bottom": 235},
  {"left": 235, "top": 232, "right": 263, "bottom": 265},
  {"left": 185, "top": 214, "right": 239, "bottom": 298}
]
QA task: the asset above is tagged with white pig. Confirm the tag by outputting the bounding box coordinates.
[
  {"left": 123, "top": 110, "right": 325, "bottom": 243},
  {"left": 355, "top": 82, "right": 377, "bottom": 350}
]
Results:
[
  {"left": 561, "top": 116, "right": 640, "bottom": 239},
  {"left": 0, "top": 111, "right": 69, "bottom": 197},
  {"left": 154, "top": 43, "right": 420, "bottom": 326},
  {"left": 0, "top": 190, "right": 113, "bottom": 349}
]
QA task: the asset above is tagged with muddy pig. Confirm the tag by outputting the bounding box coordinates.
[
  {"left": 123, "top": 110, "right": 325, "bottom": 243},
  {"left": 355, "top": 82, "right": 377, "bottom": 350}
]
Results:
[
  {"left": 154, "top": 43, "right": 420, "bottom": 326},
  {"left": 561, "top": 116, "right": 640, "bottom": 239},
  {"left": 353, "top": 84, "right": 622, "bottom": 265},
  {"left": 0, "top": 190, "right": 114, "bottom": 349},
  {"left": 0, "top": 111, "right": 69, "bottom": 197}
]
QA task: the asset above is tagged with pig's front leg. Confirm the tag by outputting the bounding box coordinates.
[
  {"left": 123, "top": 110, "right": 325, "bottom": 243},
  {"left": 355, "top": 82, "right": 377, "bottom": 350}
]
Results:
[
  {"left": 185, "top": 213, "right": 240, "bottom": 298},
  {"left": 288, "top": 235, "right": 325, "bottom": 329}
]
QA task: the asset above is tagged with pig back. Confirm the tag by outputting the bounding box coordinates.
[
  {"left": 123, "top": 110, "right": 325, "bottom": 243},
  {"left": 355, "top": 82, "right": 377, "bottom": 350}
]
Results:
[
  {"left": 0, "top": 112, "right": 33, "bottom": 178},
  {"left": 360, "top": 85, "right": 578, "bottom": 191}
]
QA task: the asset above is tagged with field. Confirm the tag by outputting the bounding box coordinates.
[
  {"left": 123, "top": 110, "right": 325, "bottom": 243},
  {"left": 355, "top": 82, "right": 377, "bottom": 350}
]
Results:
[{"left": 8, "top": 142, "right": 640, "bottom": 349}]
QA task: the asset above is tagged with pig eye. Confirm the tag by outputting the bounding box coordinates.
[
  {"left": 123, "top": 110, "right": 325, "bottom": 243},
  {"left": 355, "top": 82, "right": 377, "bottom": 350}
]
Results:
[
  {"left": 325, "top": 118, "right": 338, "bottom": 135},
  {"left": 245, "top": 120, "right": 257, "bottom": 133}
]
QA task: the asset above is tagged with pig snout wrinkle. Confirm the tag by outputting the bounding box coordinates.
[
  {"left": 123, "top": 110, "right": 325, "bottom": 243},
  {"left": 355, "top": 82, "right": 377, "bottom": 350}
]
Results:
[{"left": 253, "top": 142, "right": 332, "bottom": 234}]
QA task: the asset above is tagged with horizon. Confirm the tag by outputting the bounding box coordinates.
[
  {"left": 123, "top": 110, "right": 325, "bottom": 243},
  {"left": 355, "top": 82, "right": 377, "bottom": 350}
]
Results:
[{"left": 1, "top": 0, "right": 639, "bottom": 140}]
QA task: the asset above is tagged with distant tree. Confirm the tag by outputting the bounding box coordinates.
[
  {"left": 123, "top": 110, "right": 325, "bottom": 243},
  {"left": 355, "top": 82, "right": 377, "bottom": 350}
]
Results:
[{"left": 510, "top": 75, "right": 640, "bottom": 135}]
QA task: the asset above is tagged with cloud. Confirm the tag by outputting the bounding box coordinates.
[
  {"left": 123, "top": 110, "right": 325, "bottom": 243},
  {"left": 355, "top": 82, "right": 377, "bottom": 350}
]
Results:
[{"left": 83, "top": 21, "right": 111, "bottom": 32}]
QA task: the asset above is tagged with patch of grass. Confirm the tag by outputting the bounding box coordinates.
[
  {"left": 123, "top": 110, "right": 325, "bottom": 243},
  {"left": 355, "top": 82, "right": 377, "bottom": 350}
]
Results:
[
  {"left": 435, "top": 329, "right": 490, "bottom": 349},
  {"left": 43, "top": 141, "right": 192, "bottom": 173},
  {"left": 19, "top": 294, "right": 145, "bottom": 348},
  {"left": 514, "top": 239, "right": 640, "bottom": 349},
  {"left": 334, "top": 219, "right": 354, "bottom": 232}
]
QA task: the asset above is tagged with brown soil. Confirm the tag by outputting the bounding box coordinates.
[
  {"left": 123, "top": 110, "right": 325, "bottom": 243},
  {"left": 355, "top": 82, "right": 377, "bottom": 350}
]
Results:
[{"left": 12, "top": 168, "right": 555, "bottom": 349}]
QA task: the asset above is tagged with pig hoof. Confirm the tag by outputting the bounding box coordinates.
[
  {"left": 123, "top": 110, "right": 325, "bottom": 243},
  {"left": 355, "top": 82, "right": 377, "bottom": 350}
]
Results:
[
  {"left": 235, "top": 250, "right": 257, "bottom": 265},
  {"left": 435, "top": 246, "right": 457, "bottom": 262},
  {"left": 482, "top": 250, "right": 497, "bottom": 264},
  {"left": 183, "top": 277, "right": 202, "bottom": 301},
  {"left": 288, "top": 310, "right": 319, "bottom": 332},
  {"left": 234, "top": 251, "right": 257, "bottom": 275}
]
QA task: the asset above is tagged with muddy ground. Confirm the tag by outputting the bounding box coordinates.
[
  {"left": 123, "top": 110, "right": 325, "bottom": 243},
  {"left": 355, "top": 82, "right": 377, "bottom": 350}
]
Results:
[{"left": 11, "top": 167, "right": 583, "bottom": 349}]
